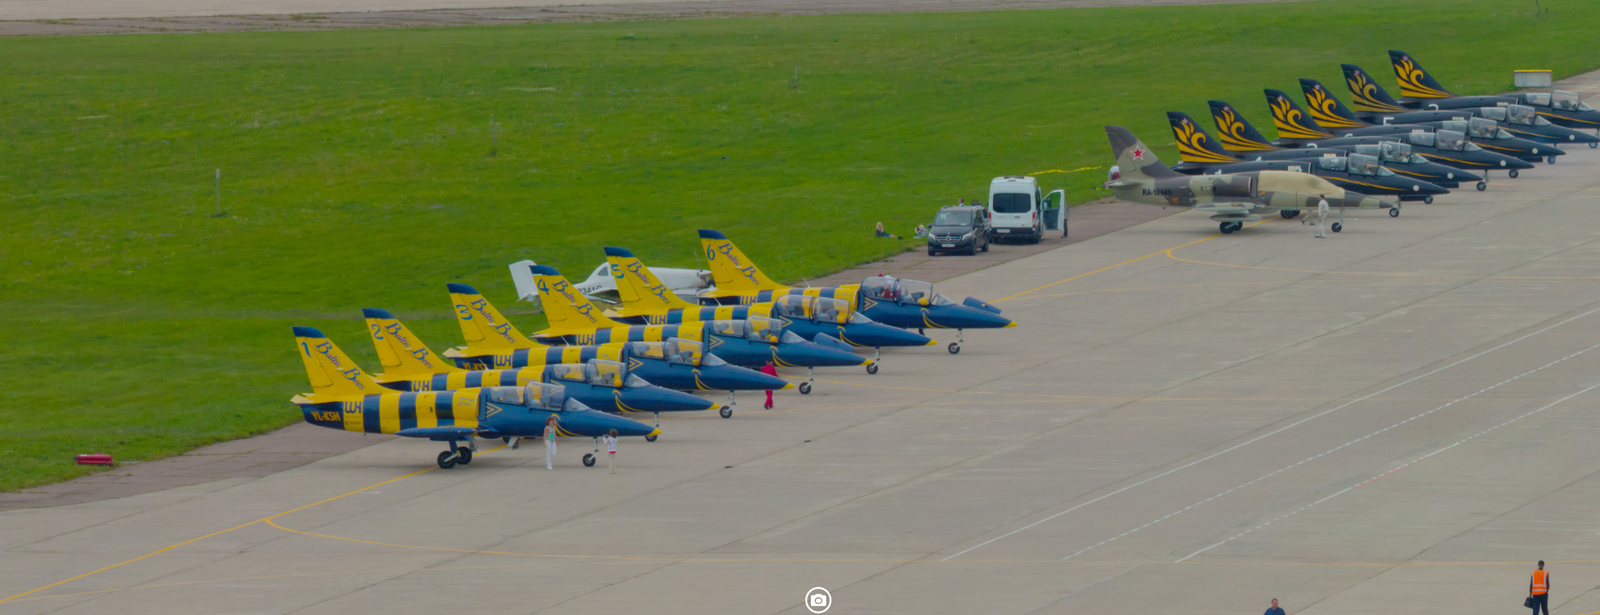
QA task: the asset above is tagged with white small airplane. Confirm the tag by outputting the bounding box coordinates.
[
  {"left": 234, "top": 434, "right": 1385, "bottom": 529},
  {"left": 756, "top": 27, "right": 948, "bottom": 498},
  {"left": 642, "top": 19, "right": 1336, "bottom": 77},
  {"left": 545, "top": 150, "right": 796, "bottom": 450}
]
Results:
[{"left": 509, "top": 259, "right": 711, "bottom": 307}]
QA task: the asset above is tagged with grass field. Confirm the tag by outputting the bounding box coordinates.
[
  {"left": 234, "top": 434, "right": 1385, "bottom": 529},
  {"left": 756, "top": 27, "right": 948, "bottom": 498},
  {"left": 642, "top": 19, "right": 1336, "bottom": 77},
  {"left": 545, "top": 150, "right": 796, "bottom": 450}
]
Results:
[{"left": 3, "top": 0, "right": 1598, "bottom": 492}]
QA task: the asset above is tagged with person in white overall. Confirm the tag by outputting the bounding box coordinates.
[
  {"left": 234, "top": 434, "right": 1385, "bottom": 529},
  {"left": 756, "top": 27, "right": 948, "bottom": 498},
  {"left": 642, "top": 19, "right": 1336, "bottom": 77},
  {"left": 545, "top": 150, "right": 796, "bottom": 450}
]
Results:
[
  {"left": 1314, "top": 195, "right": 1330, "bottom": 238},
  {"left": 604, "top": 429, "right": 618, "bottom": 474},
  {"left": 544, "top": 415, "right": 559, "bottom": 470}
]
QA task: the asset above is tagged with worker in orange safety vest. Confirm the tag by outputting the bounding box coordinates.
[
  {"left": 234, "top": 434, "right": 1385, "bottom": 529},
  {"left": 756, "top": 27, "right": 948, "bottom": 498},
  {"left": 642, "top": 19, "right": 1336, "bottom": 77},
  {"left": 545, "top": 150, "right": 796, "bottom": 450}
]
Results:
[{"left": 1530, "top": 560, "right": 1550, "bottom": 615}]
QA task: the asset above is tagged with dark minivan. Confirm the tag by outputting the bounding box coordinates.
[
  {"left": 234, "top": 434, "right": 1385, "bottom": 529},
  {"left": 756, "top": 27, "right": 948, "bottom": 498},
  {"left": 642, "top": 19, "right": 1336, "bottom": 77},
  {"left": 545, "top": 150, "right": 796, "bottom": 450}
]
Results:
[{"left": 927, "top": 205, "right": 990, "bottom": 256}]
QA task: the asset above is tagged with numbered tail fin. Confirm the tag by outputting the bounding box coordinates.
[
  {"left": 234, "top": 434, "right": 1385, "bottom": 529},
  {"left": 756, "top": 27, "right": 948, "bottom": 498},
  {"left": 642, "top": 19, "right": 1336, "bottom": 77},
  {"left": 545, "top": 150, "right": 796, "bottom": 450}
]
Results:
[
  {"left": 1207, "top": 100, "right": 1280, "bottom": 152},
  {"left": 447, "top": 283, "right": 536, "bottom": 353},
  {"left": 1388, "top": 50, "right": 1454, "bottom": 100},
  {"left": 1299, "top": 79, "right": 1370, "bottom": 129},
  {"left": 361, "top": 308, "right": 463, "bottom": 380},
  {"left": 1343, "top": 64, "right": 1410, "bottom": 114},
  {"left": 525, "top": 264, "right": 628, "bottom": 336},
  {"left": 1105, "top": 126, "right": 1180, "bottom": 181},
  {"left": 292, "top": 327, "right": 383, "bottom": 401},
  {"left": 698, "top": 230, "right": 785, "bottom": 296},
  {"left": 1167, "top": 112, "right": 1240, "bottom": 165},
  {"left": 604, "top": 247, "right": 698, "bottom": 318},
  {"left": 1265, "top": 88, "right": 1333, "bottom": 141}
]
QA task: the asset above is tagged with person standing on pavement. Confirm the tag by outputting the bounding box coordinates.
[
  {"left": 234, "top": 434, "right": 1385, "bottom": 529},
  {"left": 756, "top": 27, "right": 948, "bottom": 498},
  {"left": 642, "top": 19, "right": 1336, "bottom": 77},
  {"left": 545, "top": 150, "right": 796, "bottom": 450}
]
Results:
[
  {"left": 1264, "top": 598, "right": 1285, "bottom": 615},
  {"left": 604, "top": 428, "right": 618, "bottom": 474},
  {"left": 761, "top": 359, "right": 779, "bottom": 410},
  {"left": 544, "top": 415, "right": 559, "bottom": 470},
  {"left": 1530, "top": 560, "right": 1550, "bottom": 615},
  {"left": 1314, "top": 195, "right": 1330, "bottom": 238}
]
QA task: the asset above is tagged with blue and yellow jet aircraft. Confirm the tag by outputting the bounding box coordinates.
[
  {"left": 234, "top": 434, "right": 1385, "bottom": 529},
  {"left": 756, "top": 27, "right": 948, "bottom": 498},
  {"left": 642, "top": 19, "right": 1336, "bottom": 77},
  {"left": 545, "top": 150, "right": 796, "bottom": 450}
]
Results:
[
  {"left": 291, "top": 327, "right": 656, "bottom": 469},
  {"left": 449, "top": 280, "right": 863, "bottom": 395},
  {"left": 695, "top": 230, "right": 1016, "bottom": 354},
  {"left": 362, "top": 308, "right": 717, "bottom": 432},
  {"left": 599, "top": 247, "right": 934, "bottom": 366}
]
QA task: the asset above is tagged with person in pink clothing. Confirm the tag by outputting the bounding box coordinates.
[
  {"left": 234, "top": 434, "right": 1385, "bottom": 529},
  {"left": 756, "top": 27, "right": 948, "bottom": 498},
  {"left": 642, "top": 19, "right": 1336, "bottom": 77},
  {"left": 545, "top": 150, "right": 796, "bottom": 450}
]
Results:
[{"left": 761, "top": 359, "right": 779, "bottom": 409}]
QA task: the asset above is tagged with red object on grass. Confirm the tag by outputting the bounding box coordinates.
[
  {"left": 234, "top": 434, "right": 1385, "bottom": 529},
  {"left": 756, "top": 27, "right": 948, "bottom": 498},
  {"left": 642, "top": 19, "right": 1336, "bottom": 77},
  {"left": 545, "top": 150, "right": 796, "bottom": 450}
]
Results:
[{"left": 75, "top": 454, "right": 115, "bottom": 466}]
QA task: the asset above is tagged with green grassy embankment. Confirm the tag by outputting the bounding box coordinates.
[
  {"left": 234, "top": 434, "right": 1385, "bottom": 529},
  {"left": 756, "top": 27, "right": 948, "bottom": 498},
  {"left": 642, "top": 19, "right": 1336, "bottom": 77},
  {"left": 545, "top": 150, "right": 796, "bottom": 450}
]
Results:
[{"left": 3, "top": 0, "right": 1598, "bottom": 491}]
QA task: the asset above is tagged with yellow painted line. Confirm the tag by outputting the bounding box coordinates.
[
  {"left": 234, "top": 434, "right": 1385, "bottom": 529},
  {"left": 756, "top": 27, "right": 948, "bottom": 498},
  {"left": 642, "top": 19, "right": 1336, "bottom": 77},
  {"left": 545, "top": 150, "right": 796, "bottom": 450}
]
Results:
[
  {"left": 996, "top": 218, "right": 1276, "bottom": 303},
  {"left": 1029, "top": 165, "right": 1103, "bottom": 175},
  {"left": 0, "top": 446, "right": 505, "bottom": 605}
]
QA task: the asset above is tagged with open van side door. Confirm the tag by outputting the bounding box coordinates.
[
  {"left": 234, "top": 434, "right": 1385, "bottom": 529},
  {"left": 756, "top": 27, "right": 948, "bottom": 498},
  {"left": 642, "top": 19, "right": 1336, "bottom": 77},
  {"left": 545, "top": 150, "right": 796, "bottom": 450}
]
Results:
[{"left": 1042, "top": 189, "right": 1068, "bottom": 236}]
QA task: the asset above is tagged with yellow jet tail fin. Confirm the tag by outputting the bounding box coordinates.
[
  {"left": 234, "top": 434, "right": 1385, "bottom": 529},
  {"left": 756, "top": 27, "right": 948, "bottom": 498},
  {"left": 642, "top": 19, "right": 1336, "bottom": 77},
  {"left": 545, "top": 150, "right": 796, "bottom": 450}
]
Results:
[
  {"left": 292, "top": 326, "right": 383, "bottom": 401},
  {"left": 361, "top": 308, "right": 464, "bottom": 379},
  {"left": 447, "top": 283, "right": 535, "bottom": 353},
  {"left": 525, "top": 264, "right": 628, "bottom": 336},
  {"left": 604, "top": 246, "right": 698, "bottom": 317},
  {"left": 698, "top": 229, "right": 785, "bottom": 296}
]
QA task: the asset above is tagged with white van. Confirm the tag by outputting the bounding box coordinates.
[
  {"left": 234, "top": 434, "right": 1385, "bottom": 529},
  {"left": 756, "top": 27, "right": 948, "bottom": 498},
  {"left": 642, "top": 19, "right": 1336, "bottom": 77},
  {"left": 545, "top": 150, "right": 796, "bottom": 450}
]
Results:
[{"left": 988, "top": 176, "right": 1050, "bottom": 243}]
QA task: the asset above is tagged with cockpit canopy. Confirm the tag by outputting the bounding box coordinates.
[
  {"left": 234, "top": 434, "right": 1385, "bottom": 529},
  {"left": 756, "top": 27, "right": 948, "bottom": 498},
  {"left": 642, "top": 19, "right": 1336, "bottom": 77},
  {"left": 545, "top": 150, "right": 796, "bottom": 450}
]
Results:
[
  {"left": 1467, "top": 117, "right": 1513, "bottom": 140},
  {"left": 548, "top": 360, "right": 643, "bottom": 388},
  {"left": 1347, "top": 154, "right": 1389, "bottom": 176},
  {"left": 630, "top": 337, "right": 720, "bottom": 367},
  {"left": 1554, "top": 91, "right": 1595, "bottom": 112},
  {"left": 771, "top": 295, "right": 816, "bottom": 321},
  {"left": 484, "top": 383, "right": 577, "bottom": 412},
  {"left": 711, "top": 317, "right": 796, "bottom": 344},
  {"left": 861, "top": 275, "right": 955, "bottom": 307},
  {"left": 1433, "top": 130, "right": 1479, "bottom": 152},
  {"left": 1316, "top": 155, "right": 1348, "bottom": 173}
]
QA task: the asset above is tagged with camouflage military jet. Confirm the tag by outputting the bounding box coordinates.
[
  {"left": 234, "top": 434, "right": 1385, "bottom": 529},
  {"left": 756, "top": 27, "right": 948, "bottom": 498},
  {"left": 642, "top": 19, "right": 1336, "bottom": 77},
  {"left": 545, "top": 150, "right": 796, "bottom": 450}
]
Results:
[
  {"left": 1168, "top": 112, "right": 1447, "bottom": 205},
  {"left": 1385, "top": 51, "right": 1519, "bottom": 110},
  {"left": 1102, "top": 126, "right": 1394, "bottom": 235}
]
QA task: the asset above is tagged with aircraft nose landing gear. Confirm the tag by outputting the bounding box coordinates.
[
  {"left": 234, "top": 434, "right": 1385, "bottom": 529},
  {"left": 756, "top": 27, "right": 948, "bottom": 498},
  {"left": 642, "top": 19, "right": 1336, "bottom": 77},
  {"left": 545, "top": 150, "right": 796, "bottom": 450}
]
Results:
[
  {"left": 948, "top": 330, "right": 964, "bottom": 354},
  {"left": 584, "top": 437, "right": 599, "bottom": 467},
  {"left": 645, "top": 412, "right": 660, "bottom": 442}
]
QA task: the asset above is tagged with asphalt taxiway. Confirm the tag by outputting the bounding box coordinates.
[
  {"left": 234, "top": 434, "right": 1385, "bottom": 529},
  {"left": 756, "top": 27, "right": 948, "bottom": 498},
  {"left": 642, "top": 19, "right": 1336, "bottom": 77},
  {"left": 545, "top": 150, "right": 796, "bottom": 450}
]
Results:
[{"left": 6, "top": 91, "right": 1600, "bottom": 615}]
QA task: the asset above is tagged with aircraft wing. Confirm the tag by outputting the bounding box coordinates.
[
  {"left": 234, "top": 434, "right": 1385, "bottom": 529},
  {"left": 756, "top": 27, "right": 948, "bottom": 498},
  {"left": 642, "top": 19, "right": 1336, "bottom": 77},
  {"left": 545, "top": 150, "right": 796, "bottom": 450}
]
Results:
[
  {"left": 1192, "top": 202, "right": 1263, "bottom": 215},
  {"left": 396, "top": 426, "right": 478, "bottom": 441}
]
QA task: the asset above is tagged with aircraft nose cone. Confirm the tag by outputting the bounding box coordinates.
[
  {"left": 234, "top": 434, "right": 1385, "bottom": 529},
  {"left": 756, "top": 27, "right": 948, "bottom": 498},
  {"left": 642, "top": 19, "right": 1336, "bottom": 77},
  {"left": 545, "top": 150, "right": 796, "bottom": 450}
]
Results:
[
  {"left": 932, "top": 305, "right": 1016, "bottom": 330},
  {"left": 1508, "top": 157, "right": 1535, "bottom": 169},
  {"left": 776, "top": 340, "right": 868, "bottom": 367},
  {"left": 622, "top": 385, "right": 717, "bottom": 412},
  {"left": 566, "top": 409, "right": 657, "bottom": 438},
  {"left": 698, "top": 363, "right": 791, "bottom": 391},
  {"left": 842, "top": 323, "right": 934, "bottom": 348},
  {"left": 1415, "top": 180, "right": 1449, "bottom": 195}
]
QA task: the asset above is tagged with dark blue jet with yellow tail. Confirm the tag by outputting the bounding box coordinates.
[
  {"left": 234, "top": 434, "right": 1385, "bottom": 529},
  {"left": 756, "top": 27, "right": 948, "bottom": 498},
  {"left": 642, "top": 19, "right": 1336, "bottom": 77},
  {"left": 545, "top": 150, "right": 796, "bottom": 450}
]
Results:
[
  {"left": 598, "top": 247, "right": 934, "bottom": 367},
  {"left": 362, "top": 308, "right": 716, "bottom": 432},
  {"left": 695, "top": 230, "right": 1015, "bottom": 355},
  {"left": 290, "top": 327, "right": 656, "bottom": 469},
  {"left": 449, "top": 278, "right": 862, "bottom": 395}
]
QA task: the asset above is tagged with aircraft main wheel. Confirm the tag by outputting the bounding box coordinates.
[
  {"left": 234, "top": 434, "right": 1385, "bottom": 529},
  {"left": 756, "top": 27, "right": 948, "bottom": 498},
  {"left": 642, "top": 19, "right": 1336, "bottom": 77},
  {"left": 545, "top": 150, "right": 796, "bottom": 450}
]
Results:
[
  {"left": 720, "top": 406, "right": 733, "bottom": 419},
  {"left": 1424, "top": 196, "right": 1434, "bottom": 204},
  {"left": 436, "top": 451, "right": 457, "bottom": 469},
  {"left": 798, "top": 382, "right": 812, "bottom": 395},
  {"left": 1477, "top": 181, "right": 1487, "bottom": 191},
  {"left": 1220, "top": 222, "right": 1235, "bottom": 235},
  {"left": 583, "top": 453, "right": 596, "bottom": 467},
  {"left": 1589, "top": 142, "right": 1597, "bottom": 149},
  {"left": 1389, "top": 207, "right": 1400, "bottom": 218},
  {"left": 865, "top": 363, "right": 879, "bottom": 375},
  {"left": 1281, "top": 210, "right": 1299, "bottom": 219},
  {"left": 456, "top": 447, "right": 473, "bottom": 465},
  {"left": 1548, "top": 155, "right": 1557, "bottom": 164},
  {"left": 1509, "top": 169, "right": 1520, "bottom": 178},
  {"left": 948, "top": 342, "right": 961, "bottom": 355},
  {"left": 1332, "top": 222, "right": 1343, "bottom": 233},
  {"left": 645, "top": 434, "right": 658, "bottom": 443}
]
